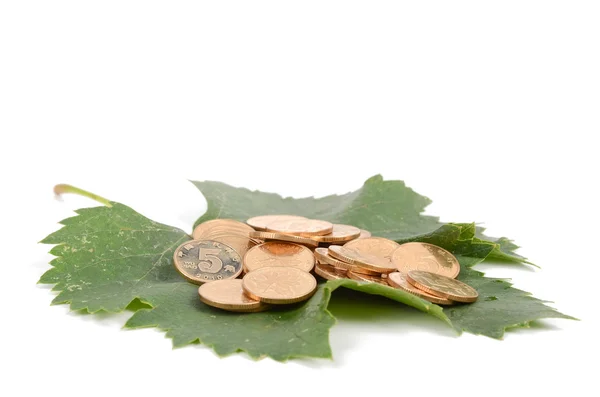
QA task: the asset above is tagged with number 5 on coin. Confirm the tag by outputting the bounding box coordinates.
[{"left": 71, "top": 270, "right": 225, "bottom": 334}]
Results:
[{"left": 198, "top": 248, "right": 223, "bottom": 272}]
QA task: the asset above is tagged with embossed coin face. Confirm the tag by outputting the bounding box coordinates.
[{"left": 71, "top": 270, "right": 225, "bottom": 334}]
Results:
[
  {"left": 311, "top": 224, "right": 361, "bottom": 243},
  {"left": 198, "top": 279, "right": 270, "bottom": 312},
  {"left": 387, "top": 272, "right": 453, "bottom": 305},
  {"left": 344, "top": 237, "right": 400, "bottom": 262},
  {"left": 347, "top": 271, "right": 389, "bottom": 285},
  {"left": 193, "top": 219, "right": 254, "bottom": 240},
  {"left": 407, "top": 270, "right": 478, "bottom": 303},
  {"left": 266, "top": 219, "right": 333, "bottom": 237},
  {"left": 391, "top": 242, "right": 460, "bottom": 278},
  {"left": 314, "top": 247, "right": 381, "bottom": 275},
  {"left": 246, "top": 215, "right": 307, "bottom": 231},
  {"left": 249, "top": 231, "right": 318, "bottom": 248},
  {"left": 314, "top": 263, "right": 348, "bottom": 281},
  {"left": 173, "top": 240, "right": 243, "bottom": 284},
  {"left": 242, "top": 267, "right": 317, "bottom": 304},
  {"left": 328, "top": 245, "right": 397, "bottom": 273},
  {"left": 243, "top": 242, "right": 315, "bottom": 273}
]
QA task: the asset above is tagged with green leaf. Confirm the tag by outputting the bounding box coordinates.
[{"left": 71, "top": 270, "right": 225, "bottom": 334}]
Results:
[
  {"left": 126, "top": 281, "right": 336, "bottom": 361},
  {"left": 39, "top": 202, "right": 335, "bottom": 360},
  {"left": 449, "top": 267, "right": 575, "bottom": 338},
  {"left": 190, "top": 176, "right": 572, "bottom": 335},
  {"left": 39, "top": 176, "right": 573, "bottom": 361},
  {"left": 125, "top": 278, "right": 453, "bottom": 361},
  {"left": 193, "top": 174, "right": 442, "bottom": 239},
  {"left": 39, "top": 204, "right": 189, "bottom": 313},
  {"left": 193, "top": 174, "right": 528, "bottom": 264}
]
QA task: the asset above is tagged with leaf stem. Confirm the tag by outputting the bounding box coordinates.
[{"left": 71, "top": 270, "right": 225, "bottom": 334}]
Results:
[{"left": 53, "top": 184, "right": 112, "bottom": 207}]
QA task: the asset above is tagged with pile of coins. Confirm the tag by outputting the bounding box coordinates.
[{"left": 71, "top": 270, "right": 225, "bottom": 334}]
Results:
[{"left": 173, "top": 215, "right": 478, "bottom": 313}]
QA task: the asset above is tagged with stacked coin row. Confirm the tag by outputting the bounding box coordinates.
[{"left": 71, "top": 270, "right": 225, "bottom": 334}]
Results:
[
  {"left": 315, "top": 240, "right": 477, "bottom": 304},
  {"left": 246, "top": 215, "right": 370, "bottom": 246},
  {"left": 191, "top": 216, "right": 369, "bottom": 252},
  {"left": 315, "top": 260, "right": 477, "bottom": 305},
  {"left": 174, "top": 215, "right": 478, "bottom": 312}
]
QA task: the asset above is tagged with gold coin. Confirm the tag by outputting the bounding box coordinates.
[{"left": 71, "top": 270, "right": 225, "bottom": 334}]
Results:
[
  {"left": 193, "top": 219, "right": 254, "bottom": 240},
  {"left": 173, "top": 240, "right": 243, "bottom": 285},
  {"left": 243, "top": 241, "right": 315, "bottom": 273},
  {"left": 357, "top": 229, "right": 372, "bottom": 239},
  {"left": 242, "top": 266, "right": 317, "bottom": 304},
  {"left": 311, "top": 224, "right": 361, "bottom": 243},
  {"left": 314, "top": 247, "right": 381, "bottom": 276},
  {"left": 249, "top": 230, "right": 318, "bottom": 248},
  {"left": 314, "top": 247, "right": 347, "bottom": 270},
  {"left": 200, "top": 231, "right": 259, "bottom": 258},
  {"left": 391, "top": 242, "right": 460, "bottom": 278},
  {"left": 266, "top": 219, "right": 333, "bottom": 237},
  {"left": 344, "top": 237, "right": 400, "bottom": 262},
  {"left": 347, "top": 271, "right": 390, "bottom": 285},
  {"left": 246, "top": 215, "right": 307, "bottom": 231},
  {"left": 198, "top": 279, "right": 270, "bottom": 312},
  {"left": 386, "top": 272, "right": 453, "bottom": 305},
  {"left": 314, "top": 262, "right": 348, "bottom": 281},
  {"left": 407, "top": 270, "right": 478, "bottom": 303},
  {"left": 328, "top": 245, "right": 397, "bottom": 274}
]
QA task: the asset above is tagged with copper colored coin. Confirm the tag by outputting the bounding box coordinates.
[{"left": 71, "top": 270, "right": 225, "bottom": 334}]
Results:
[
  {"left": 314, "top": 247, "right": 381, "bottom": 276},
  {"left": 198, "top": 279, "right": 270, "bottom": 312},
  {"left": 173, "top": 240, "right": 243, "bottom": 285},
  {"left": 386, "top": 272, "right": 453, "bottom": 305},
  {"left": 407, "top": 270, "right": 478, "bottom": 303},
  {"left": 344, "top": 237, "right": 400, "bottom": 262},
  {"left": 266, "top": 219, "right": 333, "bottom": 237},
  {"left": 193, "top": 219, "right": 254, "bottom": 240},
  {"left": 314, "top": 247, "right": 348, "bottom": 271},
  {"left": 328, "top": 245, "right": 397, "bottom": 274},
  {"left": 242, "top": 266, "right": 317, "bottom": 304},
  {"left": 249, "top": 230, "right": 318, "bottom": 248},
  {"left": 243, "top": 242, "right": 315, "bottom": 273},
  {"left": 357, "top": 230, "right": 372, "bottom": 239},
  {"left": 200, "top": 231, "right": 259, "bottom": 258},
  {"left": 314, "top": 263, "right": 348, "bottom": 281},
  {"left": 391, "top": 242, "right": 460, "bottom": 278},
  {"left": 311, "top": 224, "right": 361, "bottom": 243},
  {"left": 246, "top": 215, "right": 307, "bottom": 231},
  {"left": 347, "top": 271, "right": 389, "bottom": 285}
]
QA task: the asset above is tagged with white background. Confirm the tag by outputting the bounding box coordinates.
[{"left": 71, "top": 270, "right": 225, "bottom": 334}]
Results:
[{"left": 1, "top": 1, "right": 598, "bottom": 396}]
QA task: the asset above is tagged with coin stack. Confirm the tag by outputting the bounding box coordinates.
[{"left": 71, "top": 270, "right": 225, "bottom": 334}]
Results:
[{"left": 172, "top": 215, "right": 478, "bottom": 313}]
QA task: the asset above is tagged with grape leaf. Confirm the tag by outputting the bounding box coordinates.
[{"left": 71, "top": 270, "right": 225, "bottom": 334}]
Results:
[
  {"left": 192, "top": 174, "right": 526, "bottom": 263},
  {"left": 193, "top": 174, "right": 440, "bottom": 239},
  {"left": 39, "top": 204, "right": 189, "bottom": 312},
  {"left": 393, "top": 222, "right": 575, "bottom": 335},
  {"left": 126, "top": 280, "right": 337, "bottom": 361},
  {"left": 190, "top": 177, "right": 572, "bottom": 335},
  {"left": 39, "top": 201, "right": 449, "bottom": 360},
  {"left": 125, "top": 277, "right": 452, "bottom": 361},
  {"left": 448, "top": 267, "right": 574, "bottom": 337},
  {"left": 39, "top": 176, "right": 573, "bottom": 361}
]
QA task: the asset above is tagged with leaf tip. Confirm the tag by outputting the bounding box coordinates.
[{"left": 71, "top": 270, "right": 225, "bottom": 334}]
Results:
[{"left": 364, "top": 174, "right": 384, "bottom": 184}]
